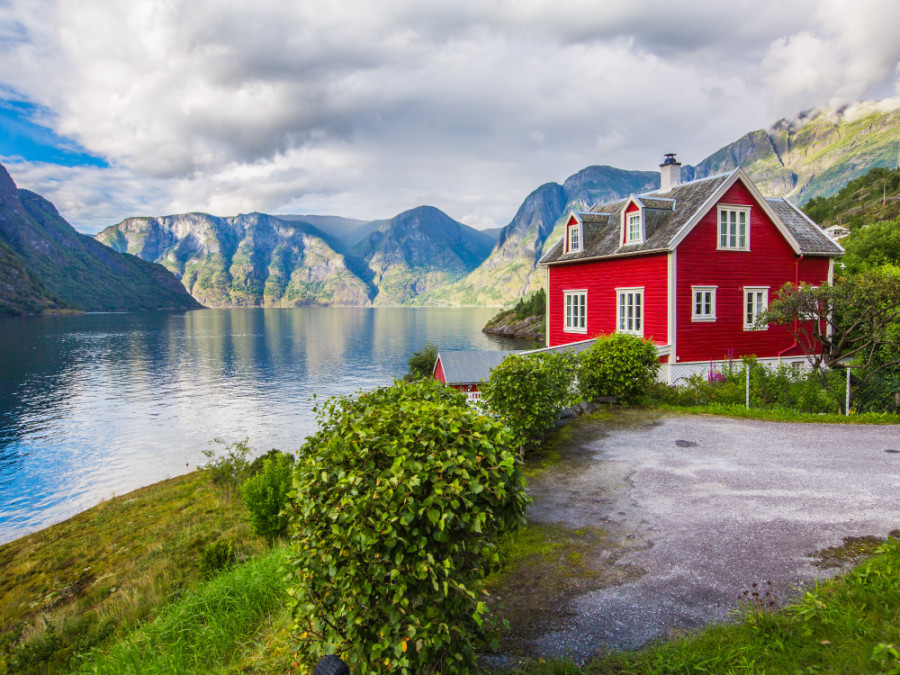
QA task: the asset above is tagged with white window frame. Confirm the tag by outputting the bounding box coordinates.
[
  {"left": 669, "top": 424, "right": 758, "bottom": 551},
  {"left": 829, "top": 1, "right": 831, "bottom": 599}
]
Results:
[
  {"left": 616, "top": 287, "right": 644, "bottom": 336},
  {"left": 567, "top": 222, "right": 582, "bottom": 253},
  {"left": 564, "top": 290, "right": 587, "bottom": 333},
  {"left": 717, "top": 205, "right": 750, "bottom": 251},
  {"left": 743, "top": 286, "right": 769, "bottom": 331},
  {"left": 691, "top": 286, "right": 717, "bottom": 322},
  {"left": 626, "top": 212, "right": 642, "bottom": 244}
]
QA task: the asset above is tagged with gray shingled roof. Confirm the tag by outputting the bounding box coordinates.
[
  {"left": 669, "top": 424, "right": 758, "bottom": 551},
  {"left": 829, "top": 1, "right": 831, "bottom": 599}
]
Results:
[
  {"left": 541, "top": 170, "right": 842, "bottom": 265},
  {"left": 765, "top": 198, "right": 843, "bottom": 254}
]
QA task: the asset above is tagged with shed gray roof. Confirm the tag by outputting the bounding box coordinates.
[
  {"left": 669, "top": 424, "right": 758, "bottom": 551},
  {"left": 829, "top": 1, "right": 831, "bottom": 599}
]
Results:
[
  {"left": 435, "top": 340, "right": 599, "bottom": 385},
  {"left": 540, "top": 169, "right": 842, "bottom": 265},
  {"left": 435, "top": 350, "right": 509, "bottom": 385}
]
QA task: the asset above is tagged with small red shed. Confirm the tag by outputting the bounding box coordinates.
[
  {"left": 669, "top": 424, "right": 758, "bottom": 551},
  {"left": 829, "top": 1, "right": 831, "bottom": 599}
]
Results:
[{"left": 539, "top": 156, "right": 844, "bottom": 383}]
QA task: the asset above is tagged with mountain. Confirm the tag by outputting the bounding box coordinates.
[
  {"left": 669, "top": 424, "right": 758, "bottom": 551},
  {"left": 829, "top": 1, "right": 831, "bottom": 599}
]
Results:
[
  {"left": 274, "top": 214, "right": 384, "bottom": 249},
  {"left": 685, "top": 101, "right": 900, "bottom": 203},
  {"left": 351, "top": 205, "right": 494, "bottom": 305},
  {"left": 419, "top": 101, "right": 900, "bottom": 307},
  {"left": 0, "top": 163, "right": 200, "bottom": 316},
  {"left": 97, "top": 213, "right": 373, "bottom": 307},
  {"left": 414, "top": 166, "right": 659, "bottom": 305}
]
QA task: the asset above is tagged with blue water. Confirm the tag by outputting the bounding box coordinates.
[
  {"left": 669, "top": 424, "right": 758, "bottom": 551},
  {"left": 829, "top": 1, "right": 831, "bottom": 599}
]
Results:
[{"left": 0, "top": 308, "right": 532, "bottom": 543}]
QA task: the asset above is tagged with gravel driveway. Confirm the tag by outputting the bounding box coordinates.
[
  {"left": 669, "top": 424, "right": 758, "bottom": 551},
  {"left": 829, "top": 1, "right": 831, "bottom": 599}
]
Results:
[{"left": 521, "top": 413, "right": 900, "bottom": 662}]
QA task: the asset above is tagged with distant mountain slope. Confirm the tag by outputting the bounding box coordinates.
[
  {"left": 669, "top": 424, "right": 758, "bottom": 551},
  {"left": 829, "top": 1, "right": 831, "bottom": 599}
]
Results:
[
  {"left": 275, "top": 214, "right": 383, "bottom": 249},
  {"left": 686, "top": 102, "right": 900, "bottom": 203},
  {"left": 97, "top": 213, "right": 372, "bottom": 307},
  {"left": 803, "top": 166, "right": 900, "bottom": 229},
  {"left": 351, "top": 205, "right": 494, "bottom": 305},
  {"left": 0, "top": 163, "right": 200, "bottom": 315},
  {"left": 415, "top": 165, "right": 659, "bottom": 305}
]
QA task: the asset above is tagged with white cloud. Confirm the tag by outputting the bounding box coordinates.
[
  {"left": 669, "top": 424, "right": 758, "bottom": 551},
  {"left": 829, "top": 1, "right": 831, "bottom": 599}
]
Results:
[{"left": 0, "top": 0, "right": 898, "bottom": 232}]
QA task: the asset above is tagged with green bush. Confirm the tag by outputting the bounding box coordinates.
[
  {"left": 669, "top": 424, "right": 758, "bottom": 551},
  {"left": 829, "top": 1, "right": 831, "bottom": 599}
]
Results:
[
  {"left": 286, "top": 378, "right": 529, "bottom": 674},
  {"left": 248, "top": 448, "right": 294, "bottom": 476},
  {"left": 404, "top": 342, "right": 439, "bottom": 381},
  {"left": 201, "top": 437, "right": 253, "bottom": 499},
  {"left": 480, "top": 352, "right": 577, "bottom": 452},
  {"left": 578, "top": 333, "right": 659, "bottom": 403},
  {"left": 649, "top": 358, "right": 844, "bottom": 414},
  {"left": 242, "top": 452, "right": 294, "bottom": 543}
]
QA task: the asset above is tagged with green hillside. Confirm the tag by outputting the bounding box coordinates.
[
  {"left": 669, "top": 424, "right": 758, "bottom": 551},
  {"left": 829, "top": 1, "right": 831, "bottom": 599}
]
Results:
[
  {"left": 0, "top": 238, "right": 65, "bottom": 315},
  {"left": 803, "top": 166, "right": 900, "bottom": 229},
  {"left": 0, "top": 164, "right": 201, "bottom": 315}
]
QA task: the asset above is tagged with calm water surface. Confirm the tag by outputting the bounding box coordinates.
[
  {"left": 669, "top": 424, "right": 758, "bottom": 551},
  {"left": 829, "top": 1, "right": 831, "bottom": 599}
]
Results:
[{"left": 0, "top": 308, "right": 532, "bottom": 543}]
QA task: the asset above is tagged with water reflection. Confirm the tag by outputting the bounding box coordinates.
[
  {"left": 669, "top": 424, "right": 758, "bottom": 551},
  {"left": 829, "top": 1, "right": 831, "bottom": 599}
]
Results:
[{"left": 0, "top": 308, "right": 534, "bottom": 543}]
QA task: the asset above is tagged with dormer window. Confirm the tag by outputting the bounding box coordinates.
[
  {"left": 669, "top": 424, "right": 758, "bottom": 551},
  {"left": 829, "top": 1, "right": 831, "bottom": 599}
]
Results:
[
  {"left": 567, "top": 218, "right": 582, "bottom": 253},
  {"left": 626, "top": 212, "right": 642, "bottom": 244}
]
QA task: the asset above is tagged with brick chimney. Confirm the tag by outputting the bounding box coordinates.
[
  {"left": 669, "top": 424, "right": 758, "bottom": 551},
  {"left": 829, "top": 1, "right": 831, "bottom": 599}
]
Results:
[{"left": 660, "top": 153, "right": 682, "bottom": 192}]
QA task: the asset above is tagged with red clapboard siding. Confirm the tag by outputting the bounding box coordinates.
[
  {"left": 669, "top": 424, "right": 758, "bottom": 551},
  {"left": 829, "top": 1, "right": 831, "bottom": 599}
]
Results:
[
  {"left": 434, "top": 358, "right": 446, "bottom": 383},
  {"left": 675, "top": 181, "right": 831, "bottom": 362},
  {"left": 548, "top": 253, "right": 668, "bottom": 347}
]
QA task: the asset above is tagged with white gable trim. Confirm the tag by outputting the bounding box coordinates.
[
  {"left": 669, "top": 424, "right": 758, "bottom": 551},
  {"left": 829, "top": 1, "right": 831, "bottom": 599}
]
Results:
[
  {"left": 667, "top": 169, "right": 801, "bottom": 255},
  {"left": 564, "top": 212, "right": 584, "bottom": 254},
  {"left": 620, "top": 196, "right": 646, "bottom": 246}
]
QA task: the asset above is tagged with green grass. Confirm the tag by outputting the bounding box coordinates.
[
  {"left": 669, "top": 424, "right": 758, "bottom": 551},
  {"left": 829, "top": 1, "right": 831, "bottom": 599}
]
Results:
[
  {"left": 0, "top": 471, "right": 267, "bottom": 674},
  {"left": 502, "top": 537, "right": 900, "bottom": 674},
  {"left": 654, "top": 402, "right": 900, "bottom": 425},
  {"left": 73, "top": 547, "right": 289, "bottom": 675}
]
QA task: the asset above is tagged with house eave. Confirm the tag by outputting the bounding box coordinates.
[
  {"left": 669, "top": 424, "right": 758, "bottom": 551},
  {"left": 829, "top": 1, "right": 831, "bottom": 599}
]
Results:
[{"left": 541, "top": 247, "right": 671, "bottom": 267}]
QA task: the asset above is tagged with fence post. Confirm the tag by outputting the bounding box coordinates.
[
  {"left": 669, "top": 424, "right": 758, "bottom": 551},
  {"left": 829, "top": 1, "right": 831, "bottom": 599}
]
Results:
[
  {"left": 845, "top": 367, "right": 851, "bottom": 416},
  {"left": 745, "top": 361, "right": 750, "bottom": 409}
]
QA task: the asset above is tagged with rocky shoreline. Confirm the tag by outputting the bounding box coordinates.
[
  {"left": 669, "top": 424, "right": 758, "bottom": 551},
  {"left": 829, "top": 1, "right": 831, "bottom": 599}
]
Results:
[{"left": 482, "top": 313, "right": 544, "bottom": 341}]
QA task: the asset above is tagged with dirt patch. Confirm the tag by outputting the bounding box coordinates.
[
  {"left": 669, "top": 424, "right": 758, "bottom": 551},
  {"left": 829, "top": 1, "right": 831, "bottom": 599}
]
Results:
[
  {"left": 486, "top": 522, "right": 645, "bottom": 655},
  {"left": 811, "top": 532, "right": 900, "bottom": 570}
]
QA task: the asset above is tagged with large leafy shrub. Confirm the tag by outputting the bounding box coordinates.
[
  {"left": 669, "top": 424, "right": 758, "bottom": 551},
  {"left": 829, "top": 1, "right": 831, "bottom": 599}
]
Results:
[
  {"left": 286, "top": 379, "right": 529, "bottom": 674},
  {"left": 480, "top": 351, "right": 576, "bottom": 452},
  {"left": 241, "top": 452, "right": 294, "bottom": 543},
  {"left": 578, "top": 333, "right": 659, "bottom": 403}
]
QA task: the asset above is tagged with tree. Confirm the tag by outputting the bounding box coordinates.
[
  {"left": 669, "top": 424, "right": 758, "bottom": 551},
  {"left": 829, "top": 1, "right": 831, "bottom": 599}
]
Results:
[
  {"left": 404, "top": 342, "right": 438, "bottom": 381},
  {"left": 761, "top": 270, "right": 900, "bottom": 396}
]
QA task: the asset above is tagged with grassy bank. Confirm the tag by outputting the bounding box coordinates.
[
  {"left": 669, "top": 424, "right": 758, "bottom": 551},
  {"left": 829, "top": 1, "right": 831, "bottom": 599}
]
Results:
[
  {"left": 655, "top": 402, "right": 900, "bottom": 425},
  {"left": 0, "top": 470, "right": 266, "bottom": 674}
]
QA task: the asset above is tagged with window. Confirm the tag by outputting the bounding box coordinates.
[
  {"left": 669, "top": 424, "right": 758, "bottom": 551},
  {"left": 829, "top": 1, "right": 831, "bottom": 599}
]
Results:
[
  {"left": 744, "top": 287, "right": 768, "bottom": 330},
  {"left": 718, "top": 205, "right": 750, "bottom": 250},
  {"left": 626, "top": 212, "right": 642, "bottom": 244},
  {"left": 568, "top": 223, "right": 581, "bottom": 252},
  {"left": 617, "top": 288, "right": 643, "bottom": 335},
  {"left": 691, "top": 286, "right": 717, "bottom": 322},
  {"left": 564, "top": 291, "right": 587, "bottom": 332}
]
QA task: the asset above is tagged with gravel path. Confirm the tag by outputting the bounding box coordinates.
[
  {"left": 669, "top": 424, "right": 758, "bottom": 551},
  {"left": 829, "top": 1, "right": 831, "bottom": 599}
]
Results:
[{"left": 524, "top": 414, "right": 900, "bottom": 662}]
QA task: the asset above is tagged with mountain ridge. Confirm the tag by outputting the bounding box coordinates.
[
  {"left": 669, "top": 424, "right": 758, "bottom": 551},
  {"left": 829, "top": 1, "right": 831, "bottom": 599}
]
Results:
[{"left": 0, "top": 163, "right": 201, "bottom": 315}]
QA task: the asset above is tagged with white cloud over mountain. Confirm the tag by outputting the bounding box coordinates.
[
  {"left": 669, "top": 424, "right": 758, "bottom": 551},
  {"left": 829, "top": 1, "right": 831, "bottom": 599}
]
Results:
[{"left": 0, "top": 0, "right": 898, "bottom": 232}]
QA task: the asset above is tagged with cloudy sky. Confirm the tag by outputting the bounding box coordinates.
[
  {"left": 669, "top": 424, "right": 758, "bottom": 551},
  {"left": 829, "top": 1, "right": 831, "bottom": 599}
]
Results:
[{"left": 0, "top": 0, "right": 899, "bottom": 234}]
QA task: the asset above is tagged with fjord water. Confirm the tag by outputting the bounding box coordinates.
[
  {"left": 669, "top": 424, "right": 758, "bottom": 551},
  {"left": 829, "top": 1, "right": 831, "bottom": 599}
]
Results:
[{"left": 0, "top": 308, "right": 532, "bottom": 544}]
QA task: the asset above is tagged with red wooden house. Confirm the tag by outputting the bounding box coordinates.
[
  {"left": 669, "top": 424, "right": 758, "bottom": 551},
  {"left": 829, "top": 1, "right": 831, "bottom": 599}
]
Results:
[{"left": 539, "top": 155, "right": 844, "bottom": 383}]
